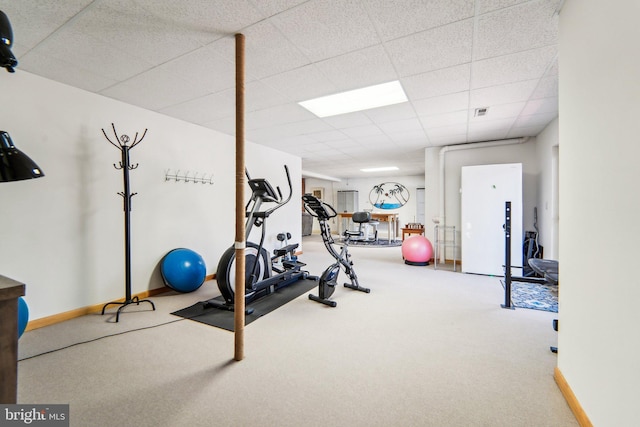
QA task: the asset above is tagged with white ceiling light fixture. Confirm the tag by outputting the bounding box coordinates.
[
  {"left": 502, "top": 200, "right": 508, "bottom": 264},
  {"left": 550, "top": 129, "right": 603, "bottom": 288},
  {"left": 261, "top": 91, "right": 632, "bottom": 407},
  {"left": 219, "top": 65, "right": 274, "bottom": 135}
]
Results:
[
  {"left": 360, "top": 166, "right": 399, "bottom": 172},
  {"left": 299, "top": 81, "right": 408, "bottom": 118}
]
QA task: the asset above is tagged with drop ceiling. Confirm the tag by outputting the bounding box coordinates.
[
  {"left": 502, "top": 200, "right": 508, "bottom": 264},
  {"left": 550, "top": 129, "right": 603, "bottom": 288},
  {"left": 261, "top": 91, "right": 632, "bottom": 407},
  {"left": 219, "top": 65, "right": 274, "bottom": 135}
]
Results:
[{"left": 0, "top": 0, "right": 560, "bottom": 179}]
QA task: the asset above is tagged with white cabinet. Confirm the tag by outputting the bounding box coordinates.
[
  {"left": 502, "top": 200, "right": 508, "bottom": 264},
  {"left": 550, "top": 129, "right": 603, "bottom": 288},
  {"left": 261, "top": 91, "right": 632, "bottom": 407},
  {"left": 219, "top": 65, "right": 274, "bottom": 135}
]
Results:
[{"left": 337, "top": 190, "right": 358, "bottom": 213}]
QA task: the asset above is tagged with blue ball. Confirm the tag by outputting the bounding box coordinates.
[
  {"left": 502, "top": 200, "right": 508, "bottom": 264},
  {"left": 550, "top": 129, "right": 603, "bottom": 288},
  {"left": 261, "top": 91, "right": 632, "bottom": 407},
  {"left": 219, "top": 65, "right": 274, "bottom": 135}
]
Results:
[
  {"left": 18, "top": 297, "right": 29, "bottom": 338},
  {"left": 161, "top": 248, "right": 207, "bottom": 293}
]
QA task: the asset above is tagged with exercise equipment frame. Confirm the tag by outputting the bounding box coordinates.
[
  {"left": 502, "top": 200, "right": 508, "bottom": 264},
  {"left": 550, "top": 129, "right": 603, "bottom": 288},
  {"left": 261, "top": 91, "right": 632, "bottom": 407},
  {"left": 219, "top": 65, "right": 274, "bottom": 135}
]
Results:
[{"left": 302, "top": 194, "right": 370, "bottom": 307}]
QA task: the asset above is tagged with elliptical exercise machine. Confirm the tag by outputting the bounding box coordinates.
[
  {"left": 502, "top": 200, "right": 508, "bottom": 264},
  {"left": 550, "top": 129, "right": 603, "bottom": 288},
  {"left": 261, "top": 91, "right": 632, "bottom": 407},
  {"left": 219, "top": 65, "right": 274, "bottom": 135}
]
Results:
[
  {"left": 205, "top": 165, "right": 309, "bottom": 312},
  {"left": 302, "top": 194, "right": 370, "bottom": 307}
]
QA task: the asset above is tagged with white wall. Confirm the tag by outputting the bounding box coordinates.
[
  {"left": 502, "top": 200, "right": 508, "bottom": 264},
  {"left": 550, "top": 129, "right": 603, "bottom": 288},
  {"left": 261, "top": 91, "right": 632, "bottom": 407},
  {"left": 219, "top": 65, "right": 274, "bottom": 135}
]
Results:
[
  {"left": 424, "top": 139, "right": 539, "bottom": 261},
  {"left": 559, "top": 1, "right": 640, "bottom": 425},
  {"left": 0, "top": 70, "right": 301, "bottom": 321},
  {"left": 535, "top": 117, "right": 559, "bottom": 260}
]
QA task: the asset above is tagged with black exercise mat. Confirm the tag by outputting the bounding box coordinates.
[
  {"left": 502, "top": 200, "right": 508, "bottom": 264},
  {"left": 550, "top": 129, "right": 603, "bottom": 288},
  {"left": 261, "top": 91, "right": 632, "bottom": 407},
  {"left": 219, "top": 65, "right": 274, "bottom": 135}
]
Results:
[{"left": 171, "top": 279, "right": 318, "bottom": 331}]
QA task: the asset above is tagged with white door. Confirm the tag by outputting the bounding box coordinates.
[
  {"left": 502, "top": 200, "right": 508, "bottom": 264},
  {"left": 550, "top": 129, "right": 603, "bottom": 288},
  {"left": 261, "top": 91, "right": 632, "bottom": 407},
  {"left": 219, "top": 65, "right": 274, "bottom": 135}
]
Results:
[{"left": 461, "top": 163, "right": 522, "bottom": 276}]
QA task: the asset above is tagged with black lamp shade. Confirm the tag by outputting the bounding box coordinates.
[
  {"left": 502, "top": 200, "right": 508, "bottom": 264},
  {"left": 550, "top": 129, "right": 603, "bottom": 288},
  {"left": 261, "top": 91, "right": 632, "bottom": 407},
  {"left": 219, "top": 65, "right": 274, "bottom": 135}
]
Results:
[
  {"left": 0, "top": 11, "right": 17, "bottom": 72},
  {"left": 0, "top": 131, "right": 44, "bottom": 182}
]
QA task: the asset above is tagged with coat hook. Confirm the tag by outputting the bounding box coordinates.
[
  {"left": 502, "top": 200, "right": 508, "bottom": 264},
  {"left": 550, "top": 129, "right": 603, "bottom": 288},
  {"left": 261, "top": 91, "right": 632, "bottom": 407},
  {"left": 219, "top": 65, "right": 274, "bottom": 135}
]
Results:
[{"left": 164, "top": 169, "right": 214, "bottom": 185}]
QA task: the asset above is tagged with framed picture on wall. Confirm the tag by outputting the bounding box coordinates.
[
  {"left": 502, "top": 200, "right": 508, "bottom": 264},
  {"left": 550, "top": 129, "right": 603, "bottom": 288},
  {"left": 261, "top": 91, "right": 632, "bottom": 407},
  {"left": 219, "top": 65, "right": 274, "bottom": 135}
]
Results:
[{"left": 311, "top": 187, "right": 324, "bottom": 200}]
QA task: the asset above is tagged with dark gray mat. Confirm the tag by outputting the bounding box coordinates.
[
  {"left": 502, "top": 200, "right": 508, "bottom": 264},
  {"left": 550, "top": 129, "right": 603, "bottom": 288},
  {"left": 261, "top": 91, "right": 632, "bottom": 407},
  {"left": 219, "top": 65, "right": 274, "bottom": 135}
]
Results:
[
  {"left": 347, "top": 239, "right": 402, "bottom": 247},
  {"left": 171, "top": 279, "right": 319, "bottom": 331}
]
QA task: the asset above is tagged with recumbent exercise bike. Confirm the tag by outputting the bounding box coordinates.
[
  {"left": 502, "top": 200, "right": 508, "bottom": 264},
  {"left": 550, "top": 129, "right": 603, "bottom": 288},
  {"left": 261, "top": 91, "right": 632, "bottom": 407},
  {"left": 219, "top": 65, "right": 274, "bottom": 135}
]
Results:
[
  {"left": 205, "top": 165, "right": 309, "bottom": 312},
  {"left": 302, "top": 194, "right": 370, "bottom": 307}
]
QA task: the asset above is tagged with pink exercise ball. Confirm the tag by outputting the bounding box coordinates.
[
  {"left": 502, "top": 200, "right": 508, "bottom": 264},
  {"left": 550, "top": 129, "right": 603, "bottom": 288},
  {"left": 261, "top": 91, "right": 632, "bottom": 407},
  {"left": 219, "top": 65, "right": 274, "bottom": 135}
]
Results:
[{"left": 402, "top": 235, "right": 433, "bottom": 266}]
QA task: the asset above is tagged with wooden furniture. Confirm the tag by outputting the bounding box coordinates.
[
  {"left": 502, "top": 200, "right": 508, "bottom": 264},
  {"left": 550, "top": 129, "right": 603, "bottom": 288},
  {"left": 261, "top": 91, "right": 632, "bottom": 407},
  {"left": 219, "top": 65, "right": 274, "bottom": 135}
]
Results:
[
  {"left": 337, "top": 212, "right": 399, "bottom": 243},
  {"left": 401, "top": 223, "right": 425, "bottom": 240},
  {"left": 0, "top": 275, "right": 25, "bottom": 404}
]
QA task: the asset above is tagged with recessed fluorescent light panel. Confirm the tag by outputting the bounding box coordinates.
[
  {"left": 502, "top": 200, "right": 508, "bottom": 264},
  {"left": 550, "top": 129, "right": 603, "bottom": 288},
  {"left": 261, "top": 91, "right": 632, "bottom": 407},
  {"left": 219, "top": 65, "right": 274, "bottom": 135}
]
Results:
[
  {"left": 299, "top": 81, "right": 408, "bottom": 118},
  {"left": 360, "top": 166, "right": 399, "bottom": 172}
]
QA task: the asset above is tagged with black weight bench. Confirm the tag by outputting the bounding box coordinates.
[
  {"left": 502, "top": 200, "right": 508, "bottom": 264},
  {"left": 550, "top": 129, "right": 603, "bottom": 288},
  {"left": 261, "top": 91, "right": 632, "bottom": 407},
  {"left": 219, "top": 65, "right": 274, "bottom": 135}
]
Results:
[
  {"left": 528, "top": 258, "right": 558, "bottom": 285},
  {"left": 528, "top": 258, "right": 559, "bottom": 353}
]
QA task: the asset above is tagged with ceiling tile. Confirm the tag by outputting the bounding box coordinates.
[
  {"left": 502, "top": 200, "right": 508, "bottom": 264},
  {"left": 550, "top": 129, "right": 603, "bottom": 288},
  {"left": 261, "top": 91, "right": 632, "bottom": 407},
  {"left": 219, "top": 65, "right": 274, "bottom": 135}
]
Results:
[
  {"left": 378, "top": 118, "right": 424, "bottom": 134},
  {"left": 531, "top": 75, "right": 558, "bottom": 99},
  {"left": 266, "top": 118, "right": 335, "bottom": 138},
  {"left": 402, "top": 64, "right": 471, "bottom": 100},
  {"left": 468, "top": 117, "right": 516, "bottom": 140},
  {"left": 363, "top": 102, "right": 417, "bottom": 124},
  {"left": 244, "top": 80, "right": 293, "bottom": 112},
  {"left": 470, "top": 80, "right": 539, "bottom": 109},
  {"left": 159, "top": 90, "right": 236, "bottom": 124},
  {"left": 364, "top": 0, "right": 474, "bottom": 41},
  {"left": 261, "top": 64, "right": 338, "bottom": 102},
  {"left": 245, "top": 103, "right": 317, "bottom": 130},
  {"left": 428, "top": 133, "right": 468, "bottom": 146},
  {"left": 521, "top": 97, "right": 558, "bottom": 116},
  {"left": 513, "top": 111, "right": 557, "bottom": 128},
  {"left": 471, "top": 45, "right": 557, "bottom": 89},
  {"left": 0, "top": 0, "right": 93, "bottom": 52},
  {"left": 474, "top": 0, "right": 560, "bottom": 60},
  {"left": 322, "top": 112, "right": 373, "bottom": 129},
  {"left": 426, "top": 124, "right": 468, "bottom": 140},
  {"left": 130, "top": 0, "right": 266, "bottom": 45},
  {"left": 247, "top": 0, "right": 309, "bottom": 17},
  {"left": 341, "top": 124, "right": 384, "bottom": 139},
  {"left": 314, "top": 44, "right": 398, "bottom": 91},
  {"left": 158, "top": 41, "right": 236, "bottom": 96},
  {"left": 270, "top": 0, "right": 380, "bottom": 61},
  {"left": 507, "top": 124, "right": 546, "bottom": 137},
  {"left": 213, "top": 20, "right": 311, "bottom": 80},
  {"left": 388, "top": 130, "right": 430, "bottom": 146},
  {"left": 413, "top": 92, "right": 470, "bottom": 116},
  {"left": 30, "top": 26, "right": 154, "bottom": 81},
  {"left": 386, "top": 19, "right": 474, "bottom": 77},
  {"left": 476, "top": 0, "right": 529, "bottom": 14},
  {"left": 71, "top": 1, "right": 206, "bottom": 65},
  {"left": 4, "top": 0, "right": 561, "bottom": 179},
  {"left": 421, "top": 110, "right": 468, "bottom": 128},
  {"left": 18, "top": 52, "right": 117, "bottom": 92},
  {"left": 468, "top": 128, "right": 510, "bottom": 141},
  {"left": 100, "top": 67, "right": 207, "bottom": 111},
  {"left": 469, "top": 102, "right": 526, "bottom": 122},
  {"left": 323, "top": 138, "right": 361, "bottom": 149}
]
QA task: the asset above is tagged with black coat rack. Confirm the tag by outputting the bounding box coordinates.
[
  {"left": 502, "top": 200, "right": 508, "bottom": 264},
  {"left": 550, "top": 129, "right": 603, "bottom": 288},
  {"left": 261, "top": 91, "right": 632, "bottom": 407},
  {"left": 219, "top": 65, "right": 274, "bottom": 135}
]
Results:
[{"left": 101, "top": 123, "right": 155, "bottom": 322}]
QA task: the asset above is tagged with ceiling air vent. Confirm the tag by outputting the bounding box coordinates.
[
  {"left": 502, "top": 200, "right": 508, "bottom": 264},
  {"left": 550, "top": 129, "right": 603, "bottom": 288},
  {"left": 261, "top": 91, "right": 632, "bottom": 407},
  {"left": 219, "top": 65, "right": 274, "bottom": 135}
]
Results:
[{"left": 474, "top": 107, "right": 488, "bottom": 117}]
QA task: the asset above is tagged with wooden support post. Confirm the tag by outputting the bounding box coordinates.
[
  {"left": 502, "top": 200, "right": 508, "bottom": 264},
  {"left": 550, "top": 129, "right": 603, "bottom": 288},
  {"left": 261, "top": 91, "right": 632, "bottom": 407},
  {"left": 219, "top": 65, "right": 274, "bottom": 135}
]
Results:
[{"left": 234, "top": 33, "right": 246, "bottom": 361}]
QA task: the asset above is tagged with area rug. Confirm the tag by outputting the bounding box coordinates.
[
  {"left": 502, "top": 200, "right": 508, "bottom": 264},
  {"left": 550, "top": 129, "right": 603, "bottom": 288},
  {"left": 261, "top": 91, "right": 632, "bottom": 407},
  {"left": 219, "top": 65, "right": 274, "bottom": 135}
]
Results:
[
  {"left": 171, "top": 278, "right": 318, "bottom": 331},
  {"left": 502, "top": 280, "right": 558, "bottom": 313},
  {"left": 347, "top": 239, "right": 402, "bottom": 248}
]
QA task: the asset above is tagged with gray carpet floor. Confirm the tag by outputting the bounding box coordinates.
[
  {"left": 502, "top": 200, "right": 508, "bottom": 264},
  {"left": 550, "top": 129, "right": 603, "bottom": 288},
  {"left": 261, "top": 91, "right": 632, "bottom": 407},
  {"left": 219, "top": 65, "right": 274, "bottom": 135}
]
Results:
[{"left": 16, "top": 234, "right": 577, "bottom": 427}]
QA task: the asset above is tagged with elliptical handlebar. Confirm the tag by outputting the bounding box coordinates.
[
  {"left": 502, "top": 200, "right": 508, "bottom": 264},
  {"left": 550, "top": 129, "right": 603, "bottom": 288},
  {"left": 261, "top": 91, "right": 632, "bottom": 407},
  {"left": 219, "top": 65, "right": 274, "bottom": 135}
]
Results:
[
  {"left": 263, "top": 165, "right": 292, "bottom": 216},
  {"left": 246, "top": 165, "right": 292, "bottom": 214}
]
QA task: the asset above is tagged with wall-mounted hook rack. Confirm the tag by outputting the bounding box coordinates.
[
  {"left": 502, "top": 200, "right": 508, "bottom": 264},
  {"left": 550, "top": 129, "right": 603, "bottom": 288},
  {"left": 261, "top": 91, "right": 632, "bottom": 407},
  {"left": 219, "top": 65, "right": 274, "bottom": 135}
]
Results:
[{"left": 164, "top": 169, "right": 214, "bottom": 185}]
